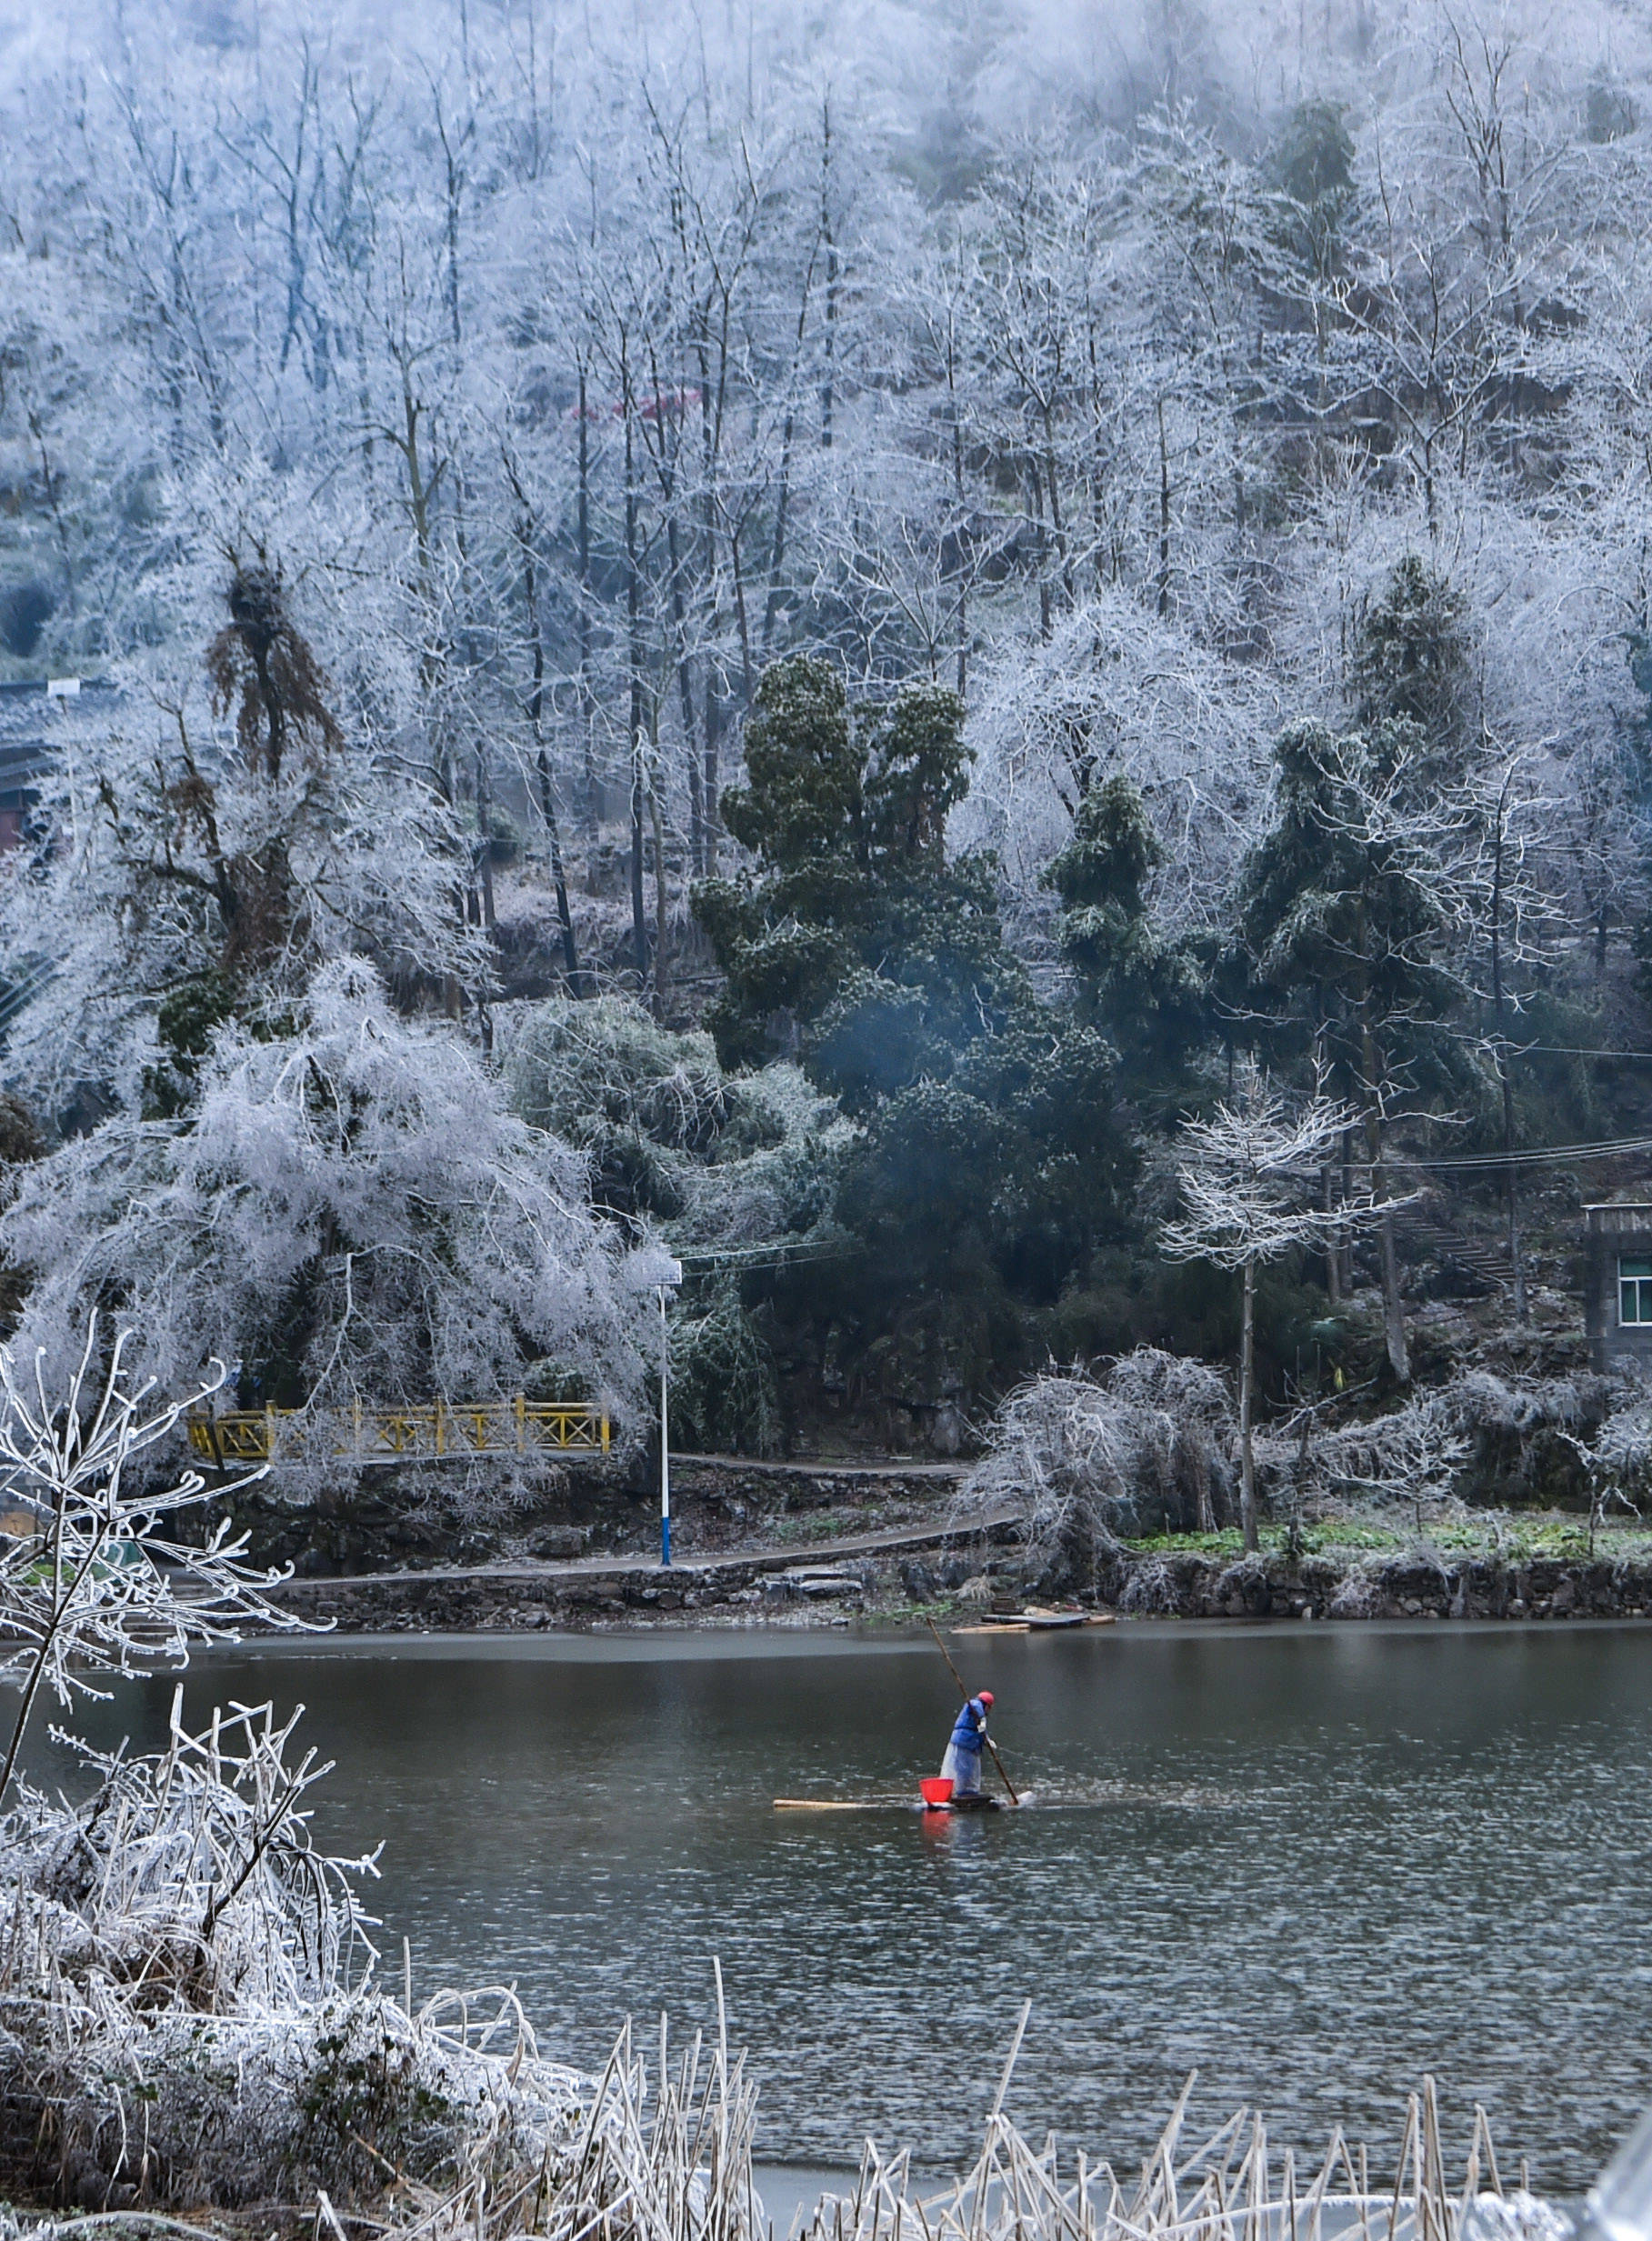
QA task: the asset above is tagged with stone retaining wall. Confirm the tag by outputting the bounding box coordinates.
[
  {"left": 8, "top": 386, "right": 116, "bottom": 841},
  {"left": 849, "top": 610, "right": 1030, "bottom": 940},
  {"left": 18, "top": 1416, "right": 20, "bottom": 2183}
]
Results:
[
  {"left": 1100, "top": 1546, "right": 1652, "bottom": 1620},
  {"left": 263, "top": 1539, "right": 1652, "bottom": 1631},
  {"left": 232, "top": 1457, "right": 965, "bottom": 1575}
]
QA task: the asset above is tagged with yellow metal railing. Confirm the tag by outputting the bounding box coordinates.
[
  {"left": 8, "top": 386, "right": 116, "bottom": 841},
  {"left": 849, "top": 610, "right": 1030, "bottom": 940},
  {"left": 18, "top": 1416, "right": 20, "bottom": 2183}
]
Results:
[{"left": 187, "top": 1397, "right": 611, "bottom": 1466}]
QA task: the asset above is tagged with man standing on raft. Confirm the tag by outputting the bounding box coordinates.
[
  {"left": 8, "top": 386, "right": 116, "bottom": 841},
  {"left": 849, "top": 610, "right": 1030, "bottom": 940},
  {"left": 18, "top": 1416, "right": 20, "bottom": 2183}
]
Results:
[{"left": 941, "top": 1689, "right": 994, "bottom": 1799}]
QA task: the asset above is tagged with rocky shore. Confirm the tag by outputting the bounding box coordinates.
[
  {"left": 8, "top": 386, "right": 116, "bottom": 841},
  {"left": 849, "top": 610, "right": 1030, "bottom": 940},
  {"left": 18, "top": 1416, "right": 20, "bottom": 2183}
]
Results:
[{"left": 261, "top": 1534, "right": 1652, "bottom": 1631}]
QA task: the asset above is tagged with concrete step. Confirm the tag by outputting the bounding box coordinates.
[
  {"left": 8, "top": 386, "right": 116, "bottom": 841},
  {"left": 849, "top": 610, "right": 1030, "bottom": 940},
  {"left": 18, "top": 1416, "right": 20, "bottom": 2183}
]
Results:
[{"left": 1394, "top": 1204, "right": 1511, "bottom": 1288}]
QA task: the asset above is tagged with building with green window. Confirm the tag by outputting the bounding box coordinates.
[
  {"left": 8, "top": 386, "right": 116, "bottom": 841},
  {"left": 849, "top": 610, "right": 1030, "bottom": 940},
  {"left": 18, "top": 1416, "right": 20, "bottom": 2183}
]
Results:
[{"left": 1585, "top": 1204, "right": 1652, "bottom": 1371}]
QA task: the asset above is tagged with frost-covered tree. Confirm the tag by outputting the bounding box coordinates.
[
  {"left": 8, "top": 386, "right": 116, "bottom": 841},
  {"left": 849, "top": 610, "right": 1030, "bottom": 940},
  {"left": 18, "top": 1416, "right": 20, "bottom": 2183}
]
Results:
[
  {"left": 1162, "top": 1075, "right": 1394, "bottom": 1551},
  {"left": 0, "top": 563, "right": 488, "bottom": 1124},
  {"left": 959, "top": 595, "right": 1274, "bottom": 921},
  {"left": 0, "top": 961, "right": 656, "bottom": 1412},
  {"left": 1236, "top": 721, "right": 1469, "bottom": 1382}
]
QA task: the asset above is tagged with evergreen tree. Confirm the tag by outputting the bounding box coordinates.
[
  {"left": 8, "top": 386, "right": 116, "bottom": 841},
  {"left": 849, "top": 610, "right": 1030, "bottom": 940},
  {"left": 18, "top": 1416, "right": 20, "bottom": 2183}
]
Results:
[
  {"left": 1268, "top": 99, "right": 1356, "bottom": 277},
  {"left": 695, "top": 655, "right": 1022, "bottom": 1099},
  {"left": 1238, "top": 720, "right": 1462, "bottom": 1381},
  {"left": 1043, "top": 772, "right": 1207, "bottom": 1091},
  {"left": 1352, "top": 555, "right": 1474, "bottom": 780}
]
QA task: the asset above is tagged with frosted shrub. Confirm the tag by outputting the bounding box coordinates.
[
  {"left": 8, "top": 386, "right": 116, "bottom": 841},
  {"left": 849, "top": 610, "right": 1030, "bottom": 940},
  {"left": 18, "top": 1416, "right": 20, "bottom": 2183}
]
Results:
[
  {"left": 0, "top": 1695, "right": 603, "bottom": 2211},
  {"left": 8, "top": 1691, "right": 378, "bottom": 2015},
  {"left": 506, "top": 997, "right": 732, "bottom": 1156},
  {"left": 1278, "top": 1397, "right": 1471, "bottom": 1511},
  {"left": 504, "top": 999, "right": 848, "bottom": 1256},
  {"left": 959, "top": 1350, "right": 1235, "bottom": 1583}
]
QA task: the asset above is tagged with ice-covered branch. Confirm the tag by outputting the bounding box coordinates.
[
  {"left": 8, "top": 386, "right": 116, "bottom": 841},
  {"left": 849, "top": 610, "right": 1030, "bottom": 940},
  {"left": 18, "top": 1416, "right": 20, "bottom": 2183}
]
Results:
[{"left": 0, "top": 1316, "right": 319, "bottom": 1806}]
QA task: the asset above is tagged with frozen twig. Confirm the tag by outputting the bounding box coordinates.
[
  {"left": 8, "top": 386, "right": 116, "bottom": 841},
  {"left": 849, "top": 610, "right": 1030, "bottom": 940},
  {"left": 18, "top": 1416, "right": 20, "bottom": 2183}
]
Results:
[{"left": 0, "top": 1316, "right": 323, "bottom": 1806}]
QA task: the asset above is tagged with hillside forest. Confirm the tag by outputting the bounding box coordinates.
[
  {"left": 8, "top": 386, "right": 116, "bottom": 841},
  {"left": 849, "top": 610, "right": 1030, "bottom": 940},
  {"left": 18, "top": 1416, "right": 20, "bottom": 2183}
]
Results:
[{"left": 3, "top": 0, "right": 1652, "bottom": 1510}]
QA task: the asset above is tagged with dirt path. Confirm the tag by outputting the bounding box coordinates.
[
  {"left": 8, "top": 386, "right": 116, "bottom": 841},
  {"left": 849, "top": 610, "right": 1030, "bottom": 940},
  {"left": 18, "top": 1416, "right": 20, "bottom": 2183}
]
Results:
[
  {"left": 268, "top": 1500, "right": 1016, "bottom": 1602},
  {"left": 672, "top": 1453, "right": 969, "bottom": 1479}
]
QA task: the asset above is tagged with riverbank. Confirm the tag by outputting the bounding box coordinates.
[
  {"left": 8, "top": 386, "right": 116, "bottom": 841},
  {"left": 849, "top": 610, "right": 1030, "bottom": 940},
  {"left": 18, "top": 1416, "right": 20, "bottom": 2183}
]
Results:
[
  {"left": 224, "top": 1447, "right": 1652, "bottom": 1632},
  {"left": 259, "top": 1526, "right": 1652, "bottom": 1629}
]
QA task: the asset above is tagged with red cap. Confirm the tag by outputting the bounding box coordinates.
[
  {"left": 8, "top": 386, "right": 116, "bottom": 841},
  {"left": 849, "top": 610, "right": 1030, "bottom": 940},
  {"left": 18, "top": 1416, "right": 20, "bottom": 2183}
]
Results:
[{"left": 978, "top": 1690, "right": 994, "bottom": 1708}]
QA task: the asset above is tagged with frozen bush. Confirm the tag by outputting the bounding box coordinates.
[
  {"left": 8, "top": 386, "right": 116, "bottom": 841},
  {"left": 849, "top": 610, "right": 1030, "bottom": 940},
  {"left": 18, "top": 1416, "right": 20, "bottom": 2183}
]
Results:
[{"left": 959, "top": 1350, "right": 1236, "bottom": 1583}]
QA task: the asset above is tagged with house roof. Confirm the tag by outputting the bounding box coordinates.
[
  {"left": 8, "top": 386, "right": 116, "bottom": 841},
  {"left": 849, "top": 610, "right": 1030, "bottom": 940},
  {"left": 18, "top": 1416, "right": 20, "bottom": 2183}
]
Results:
[{"left": 0, "top": 678, "right": 118, "bottom": 793}]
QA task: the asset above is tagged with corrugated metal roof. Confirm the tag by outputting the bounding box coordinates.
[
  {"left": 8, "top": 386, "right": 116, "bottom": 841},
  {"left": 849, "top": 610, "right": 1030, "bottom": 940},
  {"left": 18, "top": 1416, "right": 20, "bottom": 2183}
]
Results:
[{"left": 0, "top": 679, "right": 118, "bottom": 791}]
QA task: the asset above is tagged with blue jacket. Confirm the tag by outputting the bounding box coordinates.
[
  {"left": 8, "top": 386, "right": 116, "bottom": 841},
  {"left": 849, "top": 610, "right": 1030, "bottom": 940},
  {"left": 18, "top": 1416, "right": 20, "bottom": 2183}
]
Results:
[{"left": 949, "top": 1697, "right": 988, "bottom": 1756}]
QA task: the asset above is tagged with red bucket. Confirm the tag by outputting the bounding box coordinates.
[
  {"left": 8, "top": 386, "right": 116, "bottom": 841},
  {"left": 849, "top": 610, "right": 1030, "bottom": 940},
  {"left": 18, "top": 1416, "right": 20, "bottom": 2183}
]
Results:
[{"left": 919, "top": 1776, "right": 955, "bottom": 1808}]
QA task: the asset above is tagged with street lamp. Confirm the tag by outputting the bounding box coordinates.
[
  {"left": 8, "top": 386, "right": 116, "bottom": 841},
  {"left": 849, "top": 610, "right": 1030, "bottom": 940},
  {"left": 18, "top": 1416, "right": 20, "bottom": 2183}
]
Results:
[{"left": 657, "top": 1256, "right": 684, "bottom": 1566}]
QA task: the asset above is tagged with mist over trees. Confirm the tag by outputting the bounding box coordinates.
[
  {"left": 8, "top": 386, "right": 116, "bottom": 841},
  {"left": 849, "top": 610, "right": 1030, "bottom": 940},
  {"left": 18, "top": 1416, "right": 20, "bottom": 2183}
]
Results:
[{"left": 2, "top": 0, "right": 1651, "bottom": 1457}]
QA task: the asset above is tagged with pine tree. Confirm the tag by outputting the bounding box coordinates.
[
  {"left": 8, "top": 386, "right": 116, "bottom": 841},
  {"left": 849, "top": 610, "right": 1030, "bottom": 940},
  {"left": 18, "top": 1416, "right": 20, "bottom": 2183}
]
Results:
[
  {"left": 1043, "top": 771, "right": 1206, "bottom": 1090},
  {"left": 695, "top": 656, "right": 1020, "bottom": 1096}
]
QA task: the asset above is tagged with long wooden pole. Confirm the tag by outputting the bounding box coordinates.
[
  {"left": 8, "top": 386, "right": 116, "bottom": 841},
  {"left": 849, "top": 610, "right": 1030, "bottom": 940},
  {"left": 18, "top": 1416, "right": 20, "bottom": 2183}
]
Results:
[{"left": 926, "top": 1616, "right": 1020, "bottom": 1806}]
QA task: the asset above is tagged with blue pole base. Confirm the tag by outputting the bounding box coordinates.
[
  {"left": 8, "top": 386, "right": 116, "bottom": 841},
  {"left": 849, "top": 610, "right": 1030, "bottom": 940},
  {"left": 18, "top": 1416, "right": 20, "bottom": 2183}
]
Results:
[{"left": 661, "top": 1516, "right": 671, "bottom": 1567}]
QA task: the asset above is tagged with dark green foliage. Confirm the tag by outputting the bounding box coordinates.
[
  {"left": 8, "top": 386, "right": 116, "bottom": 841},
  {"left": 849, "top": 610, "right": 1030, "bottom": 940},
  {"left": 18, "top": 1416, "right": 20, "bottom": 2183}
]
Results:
[
  {"left": 863, "top": 682, "right": 973, "bottom": 861},
  {"left": 720, "top": 655, "right": 862, "bottom": 868},
  {"left": 144, "top": 972, "right": 240, "bottom": 1119},
  {"left": 1043, "top": 1258, "right": 1359, "bottom": 1410},
  {"left": 669, "top": 1285, "right": 781, "bottom": 1456},
  {"left": 1271, "top": 99, "right": 1355, "bottom": 204},
  {"left": 1351, "top": 555, "right": 1474, "bottom": 772},
  {"left": 966, "top": 1019, "right": 1136, "bottom": 1297},
  {"left": 699, "top": 655, "right": 1145, "bottom": 1433},
  {"left": 1269, "top": 101, "right": 1356, "bottom": 275},
  {"left": 825, "top": 1019, "right": 1135, "bottom": 1385},
  {"left": 807, "top": 973, "right": 941, "bottom": 1115},
  {"left": 1043, "top": 773, "right": 1208, "bottom": 1088},
  {"left": 696, "top": 656, "right": 1025, "bottom": 1094},
  {"left": 1237, "top": 720, "right": 1456, "bottom": 1093},
  {"left": 838, "top": 1077, "right": 1005, "bottom": 1278}
]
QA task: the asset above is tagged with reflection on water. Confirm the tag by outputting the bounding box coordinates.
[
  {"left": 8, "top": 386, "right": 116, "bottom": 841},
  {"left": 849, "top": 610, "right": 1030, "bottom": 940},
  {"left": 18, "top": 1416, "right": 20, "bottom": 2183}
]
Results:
[{"left": 32, "top": 1622, "right": 1652, "bottom": 2192}]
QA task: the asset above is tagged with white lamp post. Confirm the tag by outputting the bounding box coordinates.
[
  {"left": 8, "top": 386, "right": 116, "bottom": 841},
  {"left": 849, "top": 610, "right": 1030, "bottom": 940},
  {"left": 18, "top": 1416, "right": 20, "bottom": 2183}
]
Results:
[{"left": 657, "top": 1257, "right": 684, "bottom": 1566}]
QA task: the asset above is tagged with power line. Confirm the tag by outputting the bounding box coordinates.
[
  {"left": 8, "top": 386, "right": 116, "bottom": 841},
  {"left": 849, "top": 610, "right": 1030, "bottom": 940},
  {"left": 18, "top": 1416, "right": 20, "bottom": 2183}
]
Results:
[
  {"left": 675, "top": 1238, "right": 849, "bottom": 1270},
  {"left": 1513, "top": 1045, "right": 1652, "bottom": 1062},
  {"left": 1402, "top": 1134, "right": 1652, "bottom": 1172}
]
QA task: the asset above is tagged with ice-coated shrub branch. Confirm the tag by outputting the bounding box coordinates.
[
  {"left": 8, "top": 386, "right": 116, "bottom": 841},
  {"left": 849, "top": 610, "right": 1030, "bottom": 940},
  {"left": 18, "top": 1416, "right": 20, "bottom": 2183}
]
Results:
[
  {"left": 1262, "top": 1395, "right": 1472, "bottom": 1522},
  {"left": 0, "top": 1316, "right": 315, "bottom": 1806},
  {"left": 9, "top": 1688, "right": 378, "bottom": 2014},
  {"left": 959, "top": 1351, "right": 1235, "bottom": 1586}
]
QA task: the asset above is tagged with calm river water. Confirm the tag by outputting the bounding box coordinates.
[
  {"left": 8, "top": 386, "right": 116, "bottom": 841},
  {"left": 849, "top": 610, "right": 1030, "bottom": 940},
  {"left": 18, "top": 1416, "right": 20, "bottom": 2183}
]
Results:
[{"left": 34, "top": 1621, "right": 1652, "bottom": 2194}]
